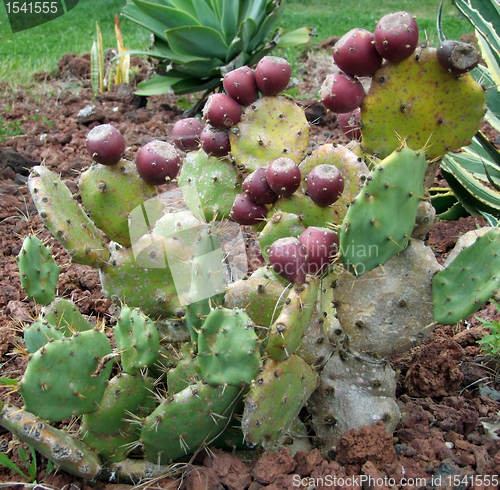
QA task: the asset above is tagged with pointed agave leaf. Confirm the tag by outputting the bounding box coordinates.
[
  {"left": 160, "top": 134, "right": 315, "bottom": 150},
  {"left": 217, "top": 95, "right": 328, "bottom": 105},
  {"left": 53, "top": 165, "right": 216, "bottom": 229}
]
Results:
[
  {"left": 240, "top": 17, "right": 258, "bottom": 52},
  {"left": 170, "top": 76, "right": 222, "bottom": 95},
  {"left": 247, "top": 1, "right": 285, "bottom": 53},
  {"left": 165, "top": 26, "right": 228, "bottom": 60},
  {"left": 225, "top": 37, "right": 244, "bottom": 64},
  {"left": 169, "top": 58, "right": 225, "bottom": 78},
  {"left": 221, "top": 0, "right": 239, "bottom": 44},
  {"left": 131, "top": 0, "right": 200, "bottom": 29},
  {"left": 167, "top": 0, "right": 198, "bottom": 19},
  {"left": 122, "top": 2, "right": 169, "bottom": 41},
  {"left": 470, "top": 64, "right": 500, "bottom": 131},
  {"left": 135, "top": 74, "right": 186, "bottom": 95},
  {"left": 192, "top": 1, "right": 222, "bottom": 31}
]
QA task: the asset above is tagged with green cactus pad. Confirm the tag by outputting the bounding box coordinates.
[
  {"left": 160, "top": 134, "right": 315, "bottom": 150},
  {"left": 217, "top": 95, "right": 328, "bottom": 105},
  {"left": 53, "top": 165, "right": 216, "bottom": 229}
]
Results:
[
  {"left": 340, "top": 145, "right": 427, "bottom": 276},
  {"left": 360, "top": 46, "right": 486, "bottom": 160},
  {"left": 99, "top": 238, "right": 187, "bottom": 319},
  {"left": 266, "top": 277, "right": 319, "bottom": 361},
  {"left": 229, "top": 96, "right": 310, "bottom": 172},
  {"left": 273, "top": 192, "right": 339, "bottom": 229},
  {"left": 41, "top": 297, "right": 93, "bottom": 336},
  {"left": 24, "top": 319, "right": 63, "bottom": 354},
  {"left": 19, "top": 328, "right": 112, "bottom": 421},
  {"left": 223, "top": 273, "right": 287, "bottom": 327},
  {"left": 114, "top": 306, "right": 160, "bottom": 375},
  {"left": 242, "top": 355, "right": 319, "bottom": 449},
  {"left": 82, "top": 373, "right": 155, "bottom": 462},
  {"left": 177, "top": 150, "right": 242, "bottom": 222},
  {"left": 28, "top": 166, "right": 109, "bottom": 267},
  {"left": 197, "top": 307, "right": 261, "bottom": 387},
  {"left": 18, "top": 235, "right": 60, "bottom": 305},
  {"left": 141, "top": 382, "right": 241, "bottom": 464},
  {"left": 78, "top": 160, "right": 162, "bottom": 248},
  {"left": 433, "top": 227, "right": 500, "bottom": 325},
  {"left": 257, "top": 211, "right": 305, "bottom": 263},
  {"left": 0, "top": 404, "right": 102, "bottom": 479},
  {"left": 298, "top": 144, "right": 370, "bottom": 225}
]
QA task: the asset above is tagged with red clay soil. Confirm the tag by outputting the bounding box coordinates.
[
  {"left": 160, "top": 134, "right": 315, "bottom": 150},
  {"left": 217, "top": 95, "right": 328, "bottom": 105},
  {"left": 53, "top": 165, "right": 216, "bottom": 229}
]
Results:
[{"left": 0, "top": 49, "right": 499, "bottom": 489}]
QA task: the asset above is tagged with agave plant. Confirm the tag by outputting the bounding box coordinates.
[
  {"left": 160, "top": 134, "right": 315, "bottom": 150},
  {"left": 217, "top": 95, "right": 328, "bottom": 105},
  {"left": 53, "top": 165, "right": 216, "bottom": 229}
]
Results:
[
  {"left": 121, "top": 0, "right": 313, "bottom": 98},
  {"left": 435, "top": 0, "right": 500, "bottom": 222}
]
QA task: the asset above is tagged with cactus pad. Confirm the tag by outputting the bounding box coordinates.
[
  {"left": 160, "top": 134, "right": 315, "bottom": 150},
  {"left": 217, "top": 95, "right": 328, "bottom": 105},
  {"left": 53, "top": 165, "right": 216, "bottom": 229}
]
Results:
[
  {"left": 197, "top": 307, "right": 261, "bottom": 386},
  {"left": 41, "top": 297, "right": 93, "bottom": 336},
  {"left": 19, "top": 328, "right": 112, "bottom": 421},
  {"left": 229, "top": 96, "right": 310, "bottom": 172},
  {"left": 360, "top": 46, "right": 486, "bottom": 160},
  {"left": 78, "top": 160, "right": 162, "bottom": 248},
  {"left": 433, "top": 227, "right": 500, "bottom": 324},
  {"left": 242, "top": 355, "right": 319, "bottom": 449},
  {"left": 340, "top": 145, "right": 427, "bottom": 275},
  {"left": 18, "top": 235, "right": 60, "bottom": 305},
  {"left": 28, "top": 166, "right": 109, "bottom": 267}
]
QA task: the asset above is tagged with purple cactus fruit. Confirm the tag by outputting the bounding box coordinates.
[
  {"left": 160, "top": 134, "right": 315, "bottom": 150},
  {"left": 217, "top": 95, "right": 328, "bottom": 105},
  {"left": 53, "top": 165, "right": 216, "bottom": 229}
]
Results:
[
  {"left": 306, "top": 164, "right": 345, "bottom": 207},
  {"left": 86, "top": 124, "right": 125, "bottom": 166},
  {"left": 268, "top": 237, "right": 307, "bottom": 284},
  {"left": 266, "top": 157, "right": 301, "bottom": 197},
  {"left": 333, "top": 28, "right": 383, "bottom": 77},
  {"left": 203, "top": 93, "right": 242, "bottom": 129},
  {"left": 200, "top": 125, "right": 231, "bottom": 158},
  {"left": 230, "top": 193, "right": 268, "bottom": 226},
  {"left": 136, "top": 140, "right": 181, "bottom": 185},
  {"left": 320, "top": 72, "right": 365, "bottom": 114},
  {"left": 374, "top": 11, "right": 419, "bottom": 62},
  {"left": 338, "top": 108, "right": 362, "bottom": 141},
  {"left": 299, "top": 227, "right": 339, "bottom": 276},
  {"left": 243, "top": 168, "right": 279, "bottom": 205},
  {"left": 223, "top": 66, "right": 259, "bottom": 106},
  {"left": 254, "top": 56, "right": 292, "bottom": 96},
  {"left": 172, "top": 117, "right": 203, "bottom": 152},
  {"left": 437, "top": 40, "right": 479, "bottom": 75}
]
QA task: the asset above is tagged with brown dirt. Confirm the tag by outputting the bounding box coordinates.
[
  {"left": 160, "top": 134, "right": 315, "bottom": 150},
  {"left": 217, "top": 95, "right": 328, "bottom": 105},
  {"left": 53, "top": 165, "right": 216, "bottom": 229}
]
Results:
[{"left": 1, "top": 48, "right": 500, "bottom": 489}]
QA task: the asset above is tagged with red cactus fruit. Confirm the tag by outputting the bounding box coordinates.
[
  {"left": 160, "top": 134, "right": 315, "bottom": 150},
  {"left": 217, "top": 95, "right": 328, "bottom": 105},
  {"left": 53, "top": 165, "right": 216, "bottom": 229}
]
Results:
[
  {"left": 243, "top": 168, "right": 279, "bottom": 205},
  {"left": 437, "top": 40, "right": 479, "bottom": 75},
  {"left": 230, "top": 193, "right": 268, "bottom": 226},
  {"left": 86, "top": 124, "right": 125, "bottom": 166},
  {"left": 172, "top": 117, "right": 203, "bottom": 152},
  {"left": 255, "top": 56, "right": 292, "bottom": 96},
  {"left": 374, "top": 11, "right": 419, "bottom": 62},
  {"left": 306, "top": 164, "right": 345, "bottom": 207},
  {"left": 266, "top": 157, "right": 302, "bottom": 197},
  {"left": 136, "top": 140, "right": 181, "bottom": 185},
  {"left": 320, "top": 72, "right": 365, "bottom": 114},
  {"left": 200, "top": 125, "right": 231, "bottom": 158},
  {"left": 203, "top": 93, "right": 242, "bottom": 129},
  {"left": 268, "top": 237, "right": 308, "bottom": 284},
  {"left": 223, "top": 66, "right": 259, "bottom": 106},
  {"left": 299, "top": 226, "right": 339, "bottom": 276}
]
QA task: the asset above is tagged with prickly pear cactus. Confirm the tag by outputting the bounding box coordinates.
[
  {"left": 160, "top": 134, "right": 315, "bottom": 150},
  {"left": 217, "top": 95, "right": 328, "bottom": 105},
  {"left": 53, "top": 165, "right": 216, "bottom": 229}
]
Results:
[
  {"left": 360, "top": 46, "right": 486, "bottom": 160},
  {"left": 18, "top": 234, "right": 60, "bottom": 305}
]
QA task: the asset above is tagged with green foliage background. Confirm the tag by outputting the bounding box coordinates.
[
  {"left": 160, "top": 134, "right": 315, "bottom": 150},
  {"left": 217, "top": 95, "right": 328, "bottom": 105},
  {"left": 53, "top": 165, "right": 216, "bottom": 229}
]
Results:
[{"left": 0, "top": 0, "right": 471, "bottom": 89}]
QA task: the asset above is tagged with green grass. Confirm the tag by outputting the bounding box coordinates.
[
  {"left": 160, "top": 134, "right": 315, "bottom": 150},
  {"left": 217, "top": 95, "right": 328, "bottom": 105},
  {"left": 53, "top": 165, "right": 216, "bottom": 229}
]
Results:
[{"left": 0, "top": 0, "right": 472, "bottom": 90}]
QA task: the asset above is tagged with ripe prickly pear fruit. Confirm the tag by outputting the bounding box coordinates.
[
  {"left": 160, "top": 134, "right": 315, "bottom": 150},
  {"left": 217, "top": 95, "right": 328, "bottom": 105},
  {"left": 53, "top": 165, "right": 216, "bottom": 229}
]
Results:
[
  {"left": 203, "top": 92, "right": 242, "bottom": 129},
  {"left": 223, "top": 65, "right": 259, "bottom": 106},
  {"left": 320, "top": 72, "right": 365, "bottom": 114},
  {"left": 337, "top": 108, "right": 361, "bottom": 140},
  {"left": 243, "top": 167, "right": 279, "bottom": 205},
  {"left": 268, "top": 237, "right": 307, "bottom": 284},
  {"left": 230, "top": 193, "right": 268, "bottom": 225},
  {"left": 333, "top": 28, "right": 383, "bottom": 77},
  {"left": 136, "top": 140, "right": 181, "bottom": 185},
  {"left": 299, "top": 226, "right": 339, "bottom": 276},
  {"left": 200, "top": 125, "right": 231, "bottom": 157},
  {"left": 266, "top": 157, "right": 302, "bottom": 197},
  {"left": 374, "top": 11, "right": 419, "bottom": 62},
  {"left": 306, "top": 164, "right": 345, "bottom": 207},
  {"left": 86, "top": 123, "right": 125, "bottom": 166},
  {"left": 437, "top": 40, "right": 479, "bottom": 75},
  {"left": 172, "top": 117, "right": 203, "bottom": 152},
  {"left": 255, "top": 56, "right": 291, "bottom": 96}
]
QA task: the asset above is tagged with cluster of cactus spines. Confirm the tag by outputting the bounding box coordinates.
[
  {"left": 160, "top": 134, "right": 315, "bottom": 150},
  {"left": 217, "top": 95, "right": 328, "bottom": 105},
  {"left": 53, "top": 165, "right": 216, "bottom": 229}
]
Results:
[
  {"left": 19, "top": 328, "right": 113, "bottom": 422},
  {"left": 141, "top": 382, "right": 241, "bottom": 464},
  {"left": 81, "top": 373, "right": 156, "bottom": 462},
  {"left": 340, "top": 145, "right": 427, "bottom": 275},
  {"left": 18, "top": 234, "right": 60, "bottom": 306},
  {"left": 78, "top": 159, "right": 161, "bottom": 248},
  {"left": 28, "top": 166, "right": 110, "bottom": 267},
  {"left": 241, "top": 355, "right": 319, "bottom": 449},
  {"left": 113, "top": 306, "right": 160, "bottom": 375},
  {"left": 5, "top": 9, "right": 496, "bottom": 482},
  {"left": 433, "top": 227, "right": 500, "bottom": 324}
]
